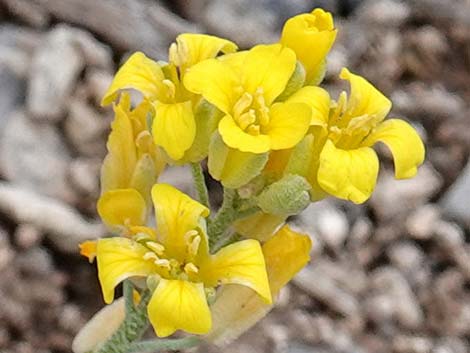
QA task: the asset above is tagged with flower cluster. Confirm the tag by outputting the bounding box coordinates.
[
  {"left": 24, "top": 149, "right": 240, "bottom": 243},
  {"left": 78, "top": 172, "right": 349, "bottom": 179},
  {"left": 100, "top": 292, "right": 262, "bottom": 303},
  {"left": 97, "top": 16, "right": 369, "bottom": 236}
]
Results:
[{"left": 77, "top": 7, "right": 425, "bottom": 352}]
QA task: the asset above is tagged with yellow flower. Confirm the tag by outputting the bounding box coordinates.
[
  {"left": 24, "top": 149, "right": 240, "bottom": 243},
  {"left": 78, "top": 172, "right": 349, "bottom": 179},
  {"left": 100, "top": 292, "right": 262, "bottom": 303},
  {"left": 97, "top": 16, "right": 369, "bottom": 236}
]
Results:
[
  {"left": 84, "top": 184, "right": 271, "bottom": 337},
  {"left": 184, "top": 44, "right": 312, "bottom": 154},
  {"left": 207, "top": 225, "right": 311, "bottom": 344},
  {"left": 288, "top": 68, "right": 425, "bottom": 203},
  {"left": 101, "top": 34, "right": 237, "bottom": 161},
  {"left": 280, "top": 8, "right": 337, "bottom": 85},
  {"left": 98, "top": 94, "right": 165, "bottom": 231}
]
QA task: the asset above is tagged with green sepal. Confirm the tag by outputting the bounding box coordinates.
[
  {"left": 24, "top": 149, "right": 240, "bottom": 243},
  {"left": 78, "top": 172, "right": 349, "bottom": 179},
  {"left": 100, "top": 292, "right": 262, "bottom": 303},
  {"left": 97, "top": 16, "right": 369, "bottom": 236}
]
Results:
[
  {"left": 208, "top": 132, "right": 268, "bottom": 189},
  {"left": 306, "top": 58, "right": 327, "bottom": 86},
  {"left": 256, "top": 174, "right": 311, "bottom": 216},
  {"left": 130, "top": 153, "right": 157, "bottom": 206},
  {"left": 276, "top": 61, "right": 306, "bottom": 102},
  {"left": 179, "top": 99, "right": 223, "bottom": 163}
]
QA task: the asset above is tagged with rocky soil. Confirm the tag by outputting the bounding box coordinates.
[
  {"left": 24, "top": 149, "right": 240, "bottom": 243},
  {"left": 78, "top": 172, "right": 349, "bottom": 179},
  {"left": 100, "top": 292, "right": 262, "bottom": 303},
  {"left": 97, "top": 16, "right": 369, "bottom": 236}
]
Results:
[{"left": 0, "top": 1, "right": 469, "bottom": 352}]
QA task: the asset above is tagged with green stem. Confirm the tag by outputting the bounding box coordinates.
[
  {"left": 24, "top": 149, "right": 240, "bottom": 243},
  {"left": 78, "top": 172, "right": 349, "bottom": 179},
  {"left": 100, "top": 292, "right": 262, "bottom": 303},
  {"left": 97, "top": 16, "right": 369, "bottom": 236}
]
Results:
[
  {"left": 208, "top": 188, "right": 237, "bottom": 249},
  {"left": 123, "top": 280, "right": 134, "bottom": 315},
  {"left": 125, "top": 337, "right": 201, "bottom": 353},
  {"left": 95, "top": 290, "right": 151, "bottom": 353},
  {"left": 190, "top": 162, "right": 210, "bottom": 209}
]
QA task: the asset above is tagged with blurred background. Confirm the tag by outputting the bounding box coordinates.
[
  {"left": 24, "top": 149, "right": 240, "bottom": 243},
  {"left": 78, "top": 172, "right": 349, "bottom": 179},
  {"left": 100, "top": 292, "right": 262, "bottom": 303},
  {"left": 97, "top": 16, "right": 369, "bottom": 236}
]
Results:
[{"left": 0, "top": 0, "right": 469, "bottom": 352}]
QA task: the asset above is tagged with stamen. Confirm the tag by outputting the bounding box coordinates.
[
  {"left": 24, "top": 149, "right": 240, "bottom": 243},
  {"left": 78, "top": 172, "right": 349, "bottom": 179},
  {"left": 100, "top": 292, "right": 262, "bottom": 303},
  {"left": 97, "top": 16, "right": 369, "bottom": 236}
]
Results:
[
  {"left": 258, "top": 107, "right": 270, "bottom": 126},
  {"left": 146, "top": 241, "right": 165, "bottom": 256},
  {"left": 184, "top": 230, "right": 199, "bottom": 244},
  {"left": 143, "top": 252, "right": 159, "bottom": 261},
  {"left": 246, "top": 124, "right": 260, "bottom": 135},
  {"left": 168, "top": 42, "right": 181, "bottom": 66},
  {"left": 162, "top": 79, "right": 176, "bottom": 99},
  {"left": 189, "top": 235, "right": 201, "bottom": 256},
  {"left": 155, "top": 259, "right": 171, "bottom": 269},
  {"left": 184, "top": 262, "right": 199, "bottom": 274},
  {"left": 237, "top": 110, "right": 256, "bottom": 130},
  {"left": 233, "top": 92, "right": 253, "bottom": 118}
]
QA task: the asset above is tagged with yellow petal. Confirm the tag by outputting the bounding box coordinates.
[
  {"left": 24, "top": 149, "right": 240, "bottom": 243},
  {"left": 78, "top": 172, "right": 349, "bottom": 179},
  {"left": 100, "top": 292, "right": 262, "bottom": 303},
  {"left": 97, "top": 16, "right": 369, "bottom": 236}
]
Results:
[
  {"left": 96, "top": 237, "right": 157, "bottom": 304},
  {"left": 207, "top": 225, "right": 311, "bottom": 345},
  {"left": 262, "top": 225, "right": 312, "bottom": 293},
  {"left": 151, "top": 184, "right": 209, "bottom": 259},
  {"left": 152, "top": 101, "right": 196, "bottom": 160},
  {"left": 340, "top": 68, "right": 392, "bottom": 122},
  {"left": 242, "top": 44, "right": 296, "bottom": 105},
  {"left": 219, "top": 51, "right": 248, "bottom": 74},
  {"left": 97, "top": 189, "right": 147, "bottom": 228},
  {"left": 280, "top": 9, "right": 337, "bottom": 84},
  {"left": 364, "top": 119, "right": 425, "bottom": 179},
  {"left": 173, "top": 33, "right": 237, "bottom": 68},
  {"left": 286, "top": 86, "right": 330, "bottom": 127},
  {"left": 100, "top": 100, "right": 137, "bottom": 192},
  {"left": 265, "top": 102, "right": 311, "bottom": 150},
  {"left": 147, "top": 279, "right": 211, "bottom": 337},
  {"left": 79, "top": 241, "right": 97, "bottom": 263},
  {"left": 219, "top": 115, "right": 271, "bottom": 153},
  {"left": 183, "top": 59, "right": 239, "bottom": 114},
  {"left": 102, "top": 52, "right": 165, "bottom": 105},
  {"left": 200, "top": 239, "right": 272, "bottom": 303},
  {"left": 317, "top": 139, "right": 379, "bottom": 204}
]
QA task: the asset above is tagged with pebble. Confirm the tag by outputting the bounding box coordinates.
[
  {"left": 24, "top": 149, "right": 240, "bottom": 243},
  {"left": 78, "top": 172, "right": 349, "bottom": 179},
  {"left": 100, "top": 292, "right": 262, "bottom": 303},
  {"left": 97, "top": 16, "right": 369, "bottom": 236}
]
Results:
[
  {"left": 357, "top": 0, "right": 411, "bottom": 26},
  {"left": 405, "top": 204, "right": 441, "bottom": 239},
  {"left": 0, "top": 111, "right": 73, "bottom": 202},
  {"left": 440, "top": 160, "right": 470, "bottom": 227},
  {"left": 370, "top": 163, "right": 442, "bottom": 221}
]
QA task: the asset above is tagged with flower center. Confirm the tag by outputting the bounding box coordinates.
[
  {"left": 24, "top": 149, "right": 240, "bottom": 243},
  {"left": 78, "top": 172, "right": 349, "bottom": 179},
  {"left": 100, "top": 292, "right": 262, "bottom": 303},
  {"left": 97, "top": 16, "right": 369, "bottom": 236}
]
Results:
[
  {"left": 327, "top": 91, "right": 377, "bottom": 149},
  {"left": 233, "top": 87, "right": 270, "bottom": 136},
  {"left": 137, "top": 229, "right": 202, "bottom": 281}
]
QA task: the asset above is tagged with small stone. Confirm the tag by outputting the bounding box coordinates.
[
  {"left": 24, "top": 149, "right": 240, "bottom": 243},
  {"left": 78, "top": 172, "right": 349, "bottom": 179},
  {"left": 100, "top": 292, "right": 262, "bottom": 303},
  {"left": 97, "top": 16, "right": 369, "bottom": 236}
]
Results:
[
  {"left": 0, "top": 65, "right": 25, "bottom": 131},
  {"left": 68, "top": 158, "right": 101, "bottom": 197},
  {"left": 294, "top": 201, "right": 349, "bottom": 250},
  {"left": 357, "top": 0, "right": 411, "bottom": 26},
  {"left": 0, "top": 111, "right": 73, "bottom": 202},
  {"left": 84, "top": 69, "right": 113, "bottom": 107},
  {"left": 440, "top": 160, "right": 470, "bottom": 227},
  {"left": 203, "top": 0, "right": 278, "bottom": 48},
  {"left": 65, "top": 98, "right": 107, "bottom": 156},
  {"left": 405, "top": 204, "right": 441, "bottom": 239},
  {"left": 369, "top": 267, "right": 424, "bottom": 329},
  {"left": 27, "top": 24, "right": 111, "bottom": 122},
  {"left": 393, "top": 336, "right": 433, "bottom": 353},
  {"left": 0, "top": 228, "right": 14, "bottom": 271},
  {"left": 293, "top": 265, "right": 361, "bottom": 320},
  {"left": 370, "top": 163, "right": 442, "bottom": 221},
  {"left": 1, "top": 0, "right": 50, "bottom": 28},
  {"left": 387, "top": 242, "right": 424, "bottom": 274},
  {"left": 14, "top": 224, "right": 43, "bottom": 249}
]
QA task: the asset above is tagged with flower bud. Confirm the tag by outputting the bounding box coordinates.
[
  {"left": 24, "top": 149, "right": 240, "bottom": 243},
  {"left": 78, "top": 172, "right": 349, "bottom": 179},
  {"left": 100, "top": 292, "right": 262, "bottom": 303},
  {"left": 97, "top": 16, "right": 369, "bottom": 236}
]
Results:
[
  {"left": 280, "top": 8, "right": 337, "bottom": 85},
  {"left": 256, "top": 174, "right": 311, "bottom": 216}
]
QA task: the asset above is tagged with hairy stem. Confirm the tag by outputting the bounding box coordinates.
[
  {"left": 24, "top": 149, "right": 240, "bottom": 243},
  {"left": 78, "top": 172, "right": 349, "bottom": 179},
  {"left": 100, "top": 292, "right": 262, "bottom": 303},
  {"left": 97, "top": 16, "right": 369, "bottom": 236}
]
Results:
[
  {"left": 190, "top": 162, "right": 210, "bottom": 209},
  {"left": 125, "top": 337, "right": 201, "bottom": 353}
]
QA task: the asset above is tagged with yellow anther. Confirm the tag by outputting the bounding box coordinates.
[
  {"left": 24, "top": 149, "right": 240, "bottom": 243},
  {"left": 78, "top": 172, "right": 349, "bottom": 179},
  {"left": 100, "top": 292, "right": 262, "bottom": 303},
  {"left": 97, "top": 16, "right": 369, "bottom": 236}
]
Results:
[
  {"left": 258, "top": 106, "right": 270, "bottom": 126},
  {"left": 246, "top": 124, "right": 260, "bottom": 135},
  {"left": 143, "top": 252, "right": 159, "bottom": 261},
  {"left": 162, "top": 79, "right": 176, "bottom": 99},
  {"left": 189, "top": 235, "right": 201, "bottom": 256},
  {"left": 169, "top": 42, "right": 181, "bottom": 66},
  {"left": 155, "top": 259, "right": 171, "bottom": 269},
  {"left": 184, "top": 262, "right": 199, "bottom": 275},
  {"left": 146, "top": 241, "right": 165, "bottom": 256},
  {"left": 238, "top": 110, "right": 256, "bottom": 130},
  {"left": 233, "top": 92, "right": 253, "bottom": 117},
  {"left": 184, "top": 230, "right": 199, "bottom": 246}
]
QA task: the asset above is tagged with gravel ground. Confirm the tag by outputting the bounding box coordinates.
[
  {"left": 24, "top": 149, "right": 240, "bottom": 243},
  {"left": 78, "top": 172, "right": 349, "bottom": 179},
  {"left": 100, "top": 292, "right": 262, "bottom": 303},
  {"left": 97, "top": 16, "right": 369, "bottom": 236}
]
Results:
[{"left": 0, "top": 1, "right": 469, "bottom": 352}]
